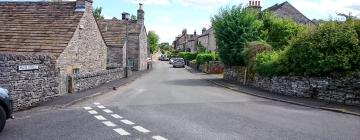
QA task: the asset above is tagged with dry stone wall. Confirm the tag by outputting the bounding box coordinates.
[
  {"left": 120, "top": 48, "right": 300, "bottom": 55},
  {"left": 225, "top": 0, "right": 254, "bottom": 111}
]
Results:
[
  {"left": 224, "top": 66, "right": 360, "bottom": 106},
  {"left": 0, "top": 54, "right": 59, "bottom": 111},
  {"left": 72, "top": 68, "right": 124, "bottom": 93}
]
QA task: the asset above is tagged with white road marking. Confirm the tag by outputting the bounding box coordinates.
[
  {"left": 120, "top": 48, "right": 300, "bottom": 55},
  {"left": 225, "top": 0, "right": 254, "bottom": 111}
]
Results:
[
  {"left": 133, "top": 126, "right": 151, "bottom": 133},
  {"left": 103, "top": 109, "right": 113, "bottom": 113},
  {"left": 94, "top": 115, "right": 107, "bottom": 121},
  {"left": 97, "top": 105, "right": 106, "bottom": 109},
  {"left": 121, "top": 120, "right": 135, "bottom": 125},
  {"left": 88, "top": 110, "right": 98, "bottom": 114},
  {"left": 152, "top": 136, "right": 168, "bottom": 140},
  {"left": 111, "top": 114, "right": 123, "bottom": 119},
  {"left": 84, "top": 107, "right": 92, "bottom": 110},
  {"left": 113, "top": 128, "right": 131, "bottom": 136},
  {"left": 102, "top": 121, "right": 117, "bottom": 127},
  {"left": 94, "top": 102, "right": 101, "bottom": 105}
]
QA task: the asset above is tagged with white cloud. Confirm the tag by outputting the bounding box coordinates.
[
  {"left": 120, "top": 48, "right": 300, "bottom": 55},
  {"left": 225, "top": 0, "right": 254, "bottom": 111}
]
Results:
[
  {"left": 127, "top": 0, "right": 170, "bottom": 5},
  {"left": 147, "top": 20, "right": 211, "bottom": 43},
  {"left": 178, "top": 0, "right": 231, "bottom": 10},
  {"left": 290, "top": 0, "right": 360, "bottom": 18}
]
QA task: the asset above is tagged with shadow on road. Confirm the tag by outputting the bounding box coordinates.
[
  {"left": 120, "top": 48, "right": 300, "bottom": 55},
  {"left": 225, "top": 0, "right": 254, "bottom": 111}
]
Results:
[{"left": 163, "top": 79, "right": 212, "bottom": 87}]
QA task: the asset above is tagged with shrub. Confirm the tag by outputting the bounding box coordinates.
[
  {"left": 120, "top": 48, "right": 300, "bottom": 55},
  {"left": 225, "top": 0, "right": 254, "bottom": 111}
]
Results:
[
  {"left": 260, "top": 12, "right": 301, "bottom": 50},
  {"left": 212, "top": 5, "right": 262, "bottom": 66},
  {"left": 196, "top": 53, "right": 215, "bottom": 64},
  {"left": 184, "top": 52, "right": 198, "bottom": 61},
  {"left": 242, "top": 41, "right": 272, "bottom": 70},
  {"left": 255, "top": 50, "right": 289, "bottom": 76},
  {"left": 287, "top": 21, "right": 360, "bottom": 76}
]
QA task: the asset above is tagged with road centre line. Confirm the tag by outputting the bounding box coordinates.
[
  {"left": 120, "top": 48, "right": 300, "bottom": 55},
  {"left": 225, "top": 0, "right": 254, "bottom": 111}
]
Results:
[
  {"left": 133, "top": 126, "right": 151, "bottom": 133},
  {"left": 84, "top": 107, "right": 92, "bottom": 110},
  {"left": 102, "top": 121, "right": 117, "bottom": 127},
  {"left": 152, "top": 136, "right": 168, "bottom": 140},
  {"left": 103, "top": 109, "right": 113, "bottom": 113},
  {"left": 111, "top": 114, "right": 123, "bottom": 119},
  {"left": 121, "top": 120, "right": 135, "bottom": 125},
  {"left": 94, "top": 115, "right": 107, "bottom": 121},
  {"left": 88, "top": 110, "right": 98, "bottom": 114},
  {"left": 94, "top": 102, "right": 101, "bottom": 105},
  {"left": 97, "top": 105, "right": 106, "bottom": 109},
  {"left": 113, "top": 128, "right": 131, "bottom": 136}
]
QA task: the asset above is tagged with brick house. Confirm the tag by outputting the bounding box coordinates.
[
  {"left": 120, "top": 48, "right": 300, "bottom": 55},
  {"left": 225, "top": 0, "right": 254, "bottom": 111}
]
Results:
[
  {"left": 0, "top": 0, "right": 108, "bottom": 110},
  {"left": 98, "top": 4, "right": 148, "bottom": 71},
  {"left": 185, "top": 30, "right": 198, "bottom": 52}
]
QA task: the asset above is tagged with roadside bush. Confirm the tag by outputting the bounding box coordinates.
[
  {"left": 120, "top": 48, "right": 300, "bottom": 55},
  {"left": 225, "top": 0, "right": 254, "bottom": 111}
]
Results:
[
  {"left": 212, "top": 5, "right": 262, "bottom": 66},
  {"left": 255, "top": 50, "right": 289, "bottom": 76},
  {"left": 287, "top": 21, "right": 360, "bottom": 76},
  {"left": 260, "top": 12, "right": 301, "bottom": 50},
  {"left": 184, "top": 52, "right": 198, "bottom": 61},
  {"left": 242, "top": 41, "right": 272, "bottom": 70},
  {"left": 196, "top": 53, "right": 215, "bottom": 64}
]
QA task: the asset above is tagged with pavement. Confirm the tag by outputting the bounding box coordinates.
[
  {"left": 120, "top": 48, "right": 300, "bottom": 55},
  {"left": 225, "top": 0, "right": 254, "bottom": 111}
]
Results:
[
  {"left": 185, "top": 66, "right": 360, "bottom": 116},
  {"left": 1, "top": 61, "right": 359, "bottom": 140}
]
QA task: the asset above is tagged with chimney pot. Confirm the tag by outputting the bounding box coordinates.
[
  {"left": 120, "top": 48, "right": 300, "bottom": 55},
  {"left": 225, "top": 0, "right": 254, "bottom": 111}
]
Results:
[
  {"left": 122, "top": 12, "right": 130, "bottom": 20},
  {"left": 139, "top": 3, "right": 143, "bottom": 10}
]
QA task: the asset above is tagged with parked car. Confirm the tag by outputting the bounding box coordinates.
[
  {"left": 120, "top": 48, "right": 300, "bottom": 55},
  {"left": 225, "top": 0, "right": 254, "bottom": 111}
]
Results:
[
  {"left": 0, "top": 87, "right": 13, "bottom": 133},
  {"left": 169, "top": 58, "right": 176, "bottom": 64},
  {"left": 172, "top": 58, "right": 185, "bottom": 68},
  {"left": 158, "top": 55, "right": 169, "bottom": 61}
]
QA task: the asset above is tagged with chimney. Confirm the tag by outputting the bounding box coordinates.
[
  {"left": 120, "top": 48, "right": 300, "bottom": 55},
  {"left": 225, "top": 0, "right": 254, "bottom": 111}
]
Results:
[
  {"left": 202, "top": 27, "right": 206, "bottom": 34},
  {"left": 194, "top": 30, "right": 197, "bottom": 36},
  {"left": 122, "top": 12, "right": 130, "bottom": 20},
  {"left": 75, "top": 0, "right": 93, "bottom": 12},
  {"left": 248, "top": 0, "right": 262, "bottom": 11},
  {"left": 137, "top": 3, "right": 145, "bottom": 25}
]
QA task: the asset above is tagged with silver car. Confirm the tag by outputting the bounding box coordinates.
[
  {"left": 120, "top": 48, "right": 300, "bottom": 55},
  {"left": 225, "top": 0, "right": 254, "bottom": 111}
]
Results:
[{"left": 172, "top": 58, "right": 185, "bottom": 68}]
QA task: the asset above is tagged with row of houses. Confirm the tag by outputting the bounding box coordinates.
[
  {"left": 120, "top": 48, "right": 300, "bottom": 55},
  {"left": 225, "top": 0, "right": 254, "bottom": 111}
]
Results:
[
  {"left": 173, "top": 0, "right": 314, "bottom": 52},
  {"left": 0, "top": 0, "right": 148, "bottom": 110}
]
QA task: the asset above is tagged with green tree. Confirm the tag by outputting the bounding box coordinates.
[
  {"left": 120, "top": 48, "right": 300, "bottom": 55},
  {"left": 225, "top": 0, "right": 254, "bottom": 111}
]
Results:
[
  {"left": 148, "top": 31, "right": 160, "bottom": 54},
  {"left": 260, "top": 12, "right": 301, "bottom": 50},
  {"left": 287, "top": 21, "right": 360, "bottom": 76},
  {"left": 196, "top": 43, "right": 207, "bottom": 53},
  {"left": 211, "top": 5, "right": 262, "bottom": 66},
  {"left": 130, "top": 15, "right": 137, "bottom": 20},
  {"left": 93, "top": 7, "right": 105, "bottom": 20}
]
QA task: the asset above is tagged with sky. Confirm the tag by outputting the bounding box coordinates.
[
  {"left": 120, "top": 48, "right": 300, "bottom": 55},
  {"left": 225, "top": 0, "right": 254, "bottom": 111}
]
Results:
[
  {"left": 3, "top": 0, "right": 360, "bottom": 43},
  {"left": 92, "top": 0, "right": 360, "bottom": 43}
]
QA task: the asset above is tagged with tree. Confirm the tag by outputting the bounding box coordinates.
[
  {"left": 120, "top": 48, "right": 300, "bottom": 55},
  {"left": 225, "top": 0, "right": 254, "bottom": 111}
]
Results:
[
  {"left": 93, "top": 7, "right": 105, "bottom": 20},
  {"left": 211, "top": 5, "right": 262, "bottom": 66},
  {"left": 130, "top": 15, "right": 137, "bottom": 20},
  {"left": 147, "top": 31, "right": 160, "bottom": 54},
  {"left": 260, "top": 12, "right": 301, "bottom": 50},
  {"left": 196, "top": 43, "right": 207, "bottom": 53}
]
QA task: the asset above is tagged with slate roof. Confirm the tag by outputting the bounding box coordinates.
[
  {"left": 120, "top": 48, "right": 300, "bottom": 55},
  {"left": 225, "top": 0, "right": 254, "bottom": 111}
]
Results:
[
  {"left": 97, "top": 19, "right": 142, "bottom": 47},
  {"left": 0, "top": 1, "right": 84, "bottom": 55},
  {"left": 264, "top": 1, "right": 314, "bottom": 25},
  {"left": 97, "top": 20, "right": 127, "bottom": 47}
]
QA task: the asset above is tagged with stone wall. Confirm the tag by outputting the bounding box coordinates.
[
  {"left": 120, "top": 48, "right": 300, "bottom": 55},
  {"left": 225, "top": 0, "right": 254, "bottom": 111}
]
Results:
[
  {"left": 71, "top": 68, "right": 124, "bottom": 93},
  {"left": 224, "top": 66, "right": 360, "bottom": 106},
  {"left": 0, "top": 54, "right": 59, "bottom": 111},
  {"left": 138, "top": 26, "right": 148, "bottom": 71},
  {"left": 190, "top": 61, "right": 224, "bottom": 74},
  {"left": 56, "top": 1, "right": 107, "bottom": 94}
]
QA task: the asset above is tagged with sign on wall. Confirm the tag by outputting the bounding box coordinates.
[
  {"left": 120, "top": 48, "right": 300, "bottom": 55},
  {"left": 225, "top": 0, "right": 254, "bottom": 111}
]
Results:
[{"left": 18, "top": 64, "right": 39, "bottom": 71}]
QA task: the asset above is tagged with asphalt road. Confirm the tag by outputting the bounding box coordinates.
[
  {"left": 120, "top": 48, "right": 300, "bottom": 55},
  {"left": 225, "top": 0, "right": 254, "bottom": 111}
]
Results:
[{"left": 1, "top": 61, "right": 360, "bottom": 140}]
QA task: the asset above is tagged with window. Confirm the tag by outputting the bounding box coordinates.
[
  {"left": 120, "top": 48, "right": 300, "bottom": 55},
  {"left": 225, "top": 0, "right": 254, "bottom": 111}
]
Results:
[{"left": 72, "top": 68, "right": 80, "bottom": 74}]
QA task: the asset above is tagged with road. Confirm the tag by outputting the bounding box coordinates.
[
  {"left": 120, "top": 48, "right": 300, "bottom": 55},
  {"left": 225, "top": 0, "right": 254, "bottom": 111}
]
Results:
[{"left": 1, "top": 61, "right": 360, "bottom": 140}]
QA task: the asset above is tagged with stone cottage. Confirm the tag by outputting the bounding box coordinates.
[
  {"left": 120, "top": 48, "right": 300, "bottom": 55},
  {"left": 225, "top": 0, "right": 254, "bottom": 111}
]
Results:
[
  {"left": 185, "top": 30, "right": 198, "bottom": 52},
  {"left": 262, "top": 1, "right": 315, "bottom": 25},
  {"left": 0, "top": 0, "right": 108, "bottom": 110},
  {"left": 197, "top": 28, "right": 217, "bottom": 52},
  {"left": 98, "top": 4, "right": 148, "bottom": 71},
  {"left": 173, "top": 29, "right": 193, "bottom": 51}
]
